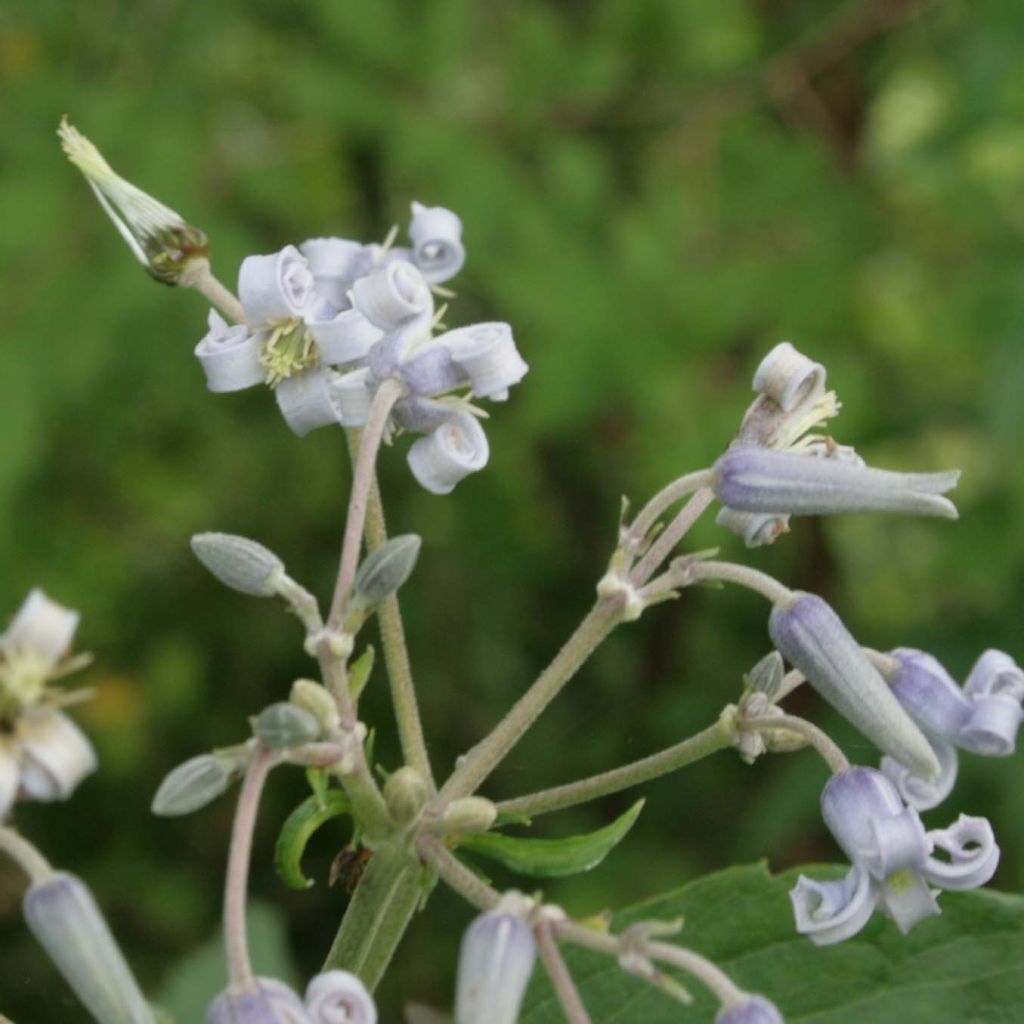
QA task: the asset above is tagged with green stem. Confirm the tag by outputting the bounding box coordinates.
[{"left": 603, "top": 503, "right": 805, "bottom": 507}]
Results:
[
  {"left": 439, "top": 598, "right": 626, "bottom": 802},
  {"left": 321, "top": 843, "right": 423, "bottom": 991},
  {"left": 743, "top": 713, "right": 849, "bottom": 774},
  {"left": 630, "top": 486, "right": 716, "bottom": 585},
  {"left": 0, "top": 827, "right": 53, "bottom": 884},
  {"left": 497, "top": 715, "right": 736, "bottom": 819},
  {"left": 347, "top": 429, "right": 435, "bottom": 788},
  {"left": 686, "top": 559, "right": 793, "bottom": 605},
  {"left": 417, "top": 835, "right": 499, "bottom": 910}
]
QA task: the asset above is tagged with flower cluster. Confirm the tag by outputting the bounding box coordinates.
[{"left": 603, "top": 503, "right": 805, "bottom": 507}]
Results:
[
  {"left": 0, "top": 591, "right": 95, "bottom": 819},
  {"left": 194, "top": 209, "right": 528, "bottom": 493}
]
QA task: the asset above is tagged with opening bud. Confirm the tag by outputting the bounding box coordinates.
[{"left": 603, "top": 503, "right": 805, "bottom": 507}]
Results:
[{"left": 191, "top": 533, "right": 285, "bottom": 597}]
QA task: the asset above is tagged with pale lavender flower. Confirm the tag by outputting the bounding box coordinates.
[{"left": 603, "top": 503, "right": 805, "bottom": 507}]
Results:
[
  {"left": 207, "top": 978, "right": 311, "bottom": 1024},
  {"left": 715, "top": 995, "right": 784, "bottom": 1023},
  {"left": 879, "top": 647, "right": 1024, "bottom": 809},
  {"left": 455, "top": 909, "right": 537, "bottom": 1024},
  {"left": 24, "top": 872, "right": 154, "bottom": 1024},
  {"left": 768, "top": 593, "right": 938, "bottom": 780},
  {"left": 714, "top": 447, "right": 959, "bottom": 519},
  {"left": 304, "top": 970, "right": 376, "bottom": 1023},
  {"left": 790, "top": 767, "right": 999, "bottom": 945}
]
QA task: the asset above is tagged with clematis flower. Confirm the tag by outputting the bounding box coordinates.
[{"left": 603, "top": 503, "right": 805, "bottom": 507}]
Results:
[
  {"left": 456, "top": 904, "right": 537, "bottom": 1024},
  {"left": 24, "top": 871, "right": 154, "bottom": 1024},
  {"left": 790, "top": 767, "right": 999, "bottom": 945},
  {"left": 713, "top": 447, "right": 959, "bottom": 520},
  {"left": 879, "top": 648, "right": 1024, "bottom": 809},
  {"left": 0, "top": 591, "right": 96, "bottom": 819},
  {"left": 769, "top": 592, "right": 938, "bottom": 780}
]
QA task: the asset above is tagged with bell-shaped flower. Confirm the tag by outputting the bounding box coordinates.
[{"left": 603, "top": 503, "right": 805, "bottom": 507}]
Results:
[
  {"left": 207, "top": 978, "right": 312, "bottom": 1024},
  {"left": 23, "top": 871, "right": 155, "bottom": 1024},
  {"left": 878, "top": 647, "right": 1024, "bottom": 809},
  {"left": 714, "top": 447, "right": 959, "bottom": 520},
  {"left": 790, "top": 767, "right": 999, "bottom": 945},
  {"left": 456, "top": 907, "right": 537, "bottom": 1024},
  {"left": 769, "top": 593, "right": 939, "bottom": 781},
  {"left": 304, "top": 970, "right": 376, "bottom": 1023},
  {"left": 715, "top": 995, "right": 785, "bottom": 1023}
]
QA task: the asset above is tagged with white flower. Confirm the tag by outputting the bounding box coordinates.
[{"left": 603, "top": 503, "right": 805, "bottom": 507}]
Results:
[{"left": 304, "top": 970, "right": 376, "bottom": 1024}]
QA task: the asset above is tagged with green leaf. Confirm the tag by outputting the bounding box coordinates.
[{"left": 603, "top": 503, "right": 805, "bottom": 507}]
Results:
[
  {"left": 459, "top": 799, "right": 644, "bottom": 879},
  {"left": 349, "top": 645, "right": 376, "bottom": 701},
  {"left": 521, "top": 863, "right": 1024, "bottom": 1023},
  {"left": 274, "top": 790, "right": 352, "bottom": 890}
]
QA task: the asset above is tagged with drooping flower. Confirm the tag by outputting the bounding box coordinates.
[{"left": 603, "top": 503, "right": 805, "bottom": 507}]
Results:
[
  {"left": 456, "top": 902, "right": 537, "bottom": 1024},
  {"left": 0, "top": 591, "right": 96, "bottom": 819},
  {"left": 768, "top": 592, "right": 938, "bottom": 781},
  {"left": 790, "top": 767, "right": 999, "bottom": 945},
  {"left": 24, "top": 871, "right": 155, "bottom": 1024},
  {"left": 714, "top": 447, "right": 959, "bottom": 520},
  {"left": 207, "top": 978, "right": 312, "bottom": 1024},
  {"left": 879, "top": 648, "right": 1024, "bottom": 809}
]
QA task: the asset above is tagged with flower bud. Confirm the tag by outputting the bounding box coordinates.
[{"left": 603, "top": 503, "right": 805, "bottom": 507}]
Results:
[
  {"left": 384, "top": 766, "right": 429, "bottom": 825},
  {"left": 290, "top": 680, "right": 341, "bottom": 734},
  {"left": 769, "top": 593, "right": 939, "bottom": 780},
  {"left": 746, "top": 651, "right": 785, "bottom": 700},
  {"left": 442, "top": 796, "right": 497, "bottom": 836},
  {"left": 304, "top": 969, "right": 376, "bottom": 1024},
  {"left": 23, "top": 871, "right": 154, "bottom": 1024},
  {"left": 191, "top": 533, "right": 285, "bottom": 597},
  {"left": 455, "top": 910, "right": 536, "bottom": 1024},
  {"left": 151, "top": 752, "right": 243, "bottom": 816},
  {"left": 715, "top": 994, "right": 785, "bottom": 1024},
  {"left": 353, "top": 535, "right": 422, "bottom": 606},
  {"left": 255, "top": 703, "right": 322, "bottom": 750}
]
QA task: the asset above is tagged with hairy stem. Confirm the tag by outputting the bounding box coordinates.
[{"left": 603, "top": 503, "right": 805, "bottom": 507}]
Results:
[
  {"left": 329, "top": 379, "right": 405, "bottom": 629},
  {"left": 417, "top": 835, "right": 499, "bottom": 911},
  {"left": 743, "top": 713, "right": 849, "bottom": 774},
  {"left": 498, "top": 715, "right": 736, "bottom": 819},
  {"left": 630, "top": 486, "right": 716, "bottom": 585},
  {"left": 685, "top": 559, "right": 793, "bottom": 605},
  {"left": 0, "top": 827, "right": 53, "bottom": 884},
  {"left": 536, "top": 922, "right": 592, "bottom": 1024},
  {"left": 321, "top": 843, "right": 423, "bottom": 990},
  {"left": 554, "top": 919, "right": 746, "bottom": 1009},
  {"left": 624, "top": 470, "right": 716, "bottom": 552},
  {"left": 223, "top": 746, "right": 277, "bottom": 989},
  {"left": 180, "top": 258, "right": 247, "bottom": 325},
  {"left": 348, "top": 430, "right": 435, "bottom": 787},
  {"left": 439, "top": 597, "right": 626, "bottom": 802}
]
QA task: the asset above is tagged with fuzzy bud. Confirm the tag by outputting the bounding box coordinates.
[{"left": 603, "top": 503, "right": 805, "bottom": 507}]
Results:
[
  {"left": 290, "top": 679, "right": 341, "bottom": 734},
  {"left": 353, "top": 535, "right": 422, "bottom": 606},
  {"left": 384, "top": 766, "right": 430, "bottom": 826},
  {"left": 191, "top": 533, "right": 285, "bottom": 597},
  {"left": 254, "top": 703, "right": 322, "bottom": 750},
  {"left": 151, "top": 752, "right": 244, "bottom": 817},
  {"left": 442, "top": 796, "right": 497, "bottom": 836}
]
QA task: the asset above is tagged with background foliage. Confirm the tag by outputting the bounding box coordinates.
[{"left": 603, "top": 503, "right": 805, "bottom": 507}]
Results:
[{"left": 1, "top": 0, "right": 1023, "bottom": 1019}]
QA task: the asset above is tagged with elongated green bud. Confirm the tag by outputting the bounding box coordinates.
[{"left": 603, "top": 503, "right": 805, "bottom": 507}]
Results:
[
  {"left": 254, "top": 703, "right": 321, "bottom": 749},
  {"left": 190, "top": 533, "right": 285, "bottom": 596},
  {"left": 354, "top": 535, "right": 422, "bottom": 606},
  {"left": 151, "top": 752, "right": 243, "bottom": 816}
]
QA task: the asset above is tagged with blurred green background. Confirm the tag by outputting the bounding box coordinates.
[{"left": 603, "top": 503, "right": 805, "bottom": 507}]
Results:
[{"left": 2, "top": 0, "right": 1024, "bottom": 1019}]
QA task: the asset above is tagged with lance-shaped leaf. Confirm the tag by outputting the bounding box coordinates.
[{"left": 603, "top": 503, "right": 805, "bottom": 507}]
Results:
[
  {"left": 459, "top": 800, "right": 644, "bottom": 878},
  {"left": 274, "top": 790, "right": 352, "bottom": 890}
]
